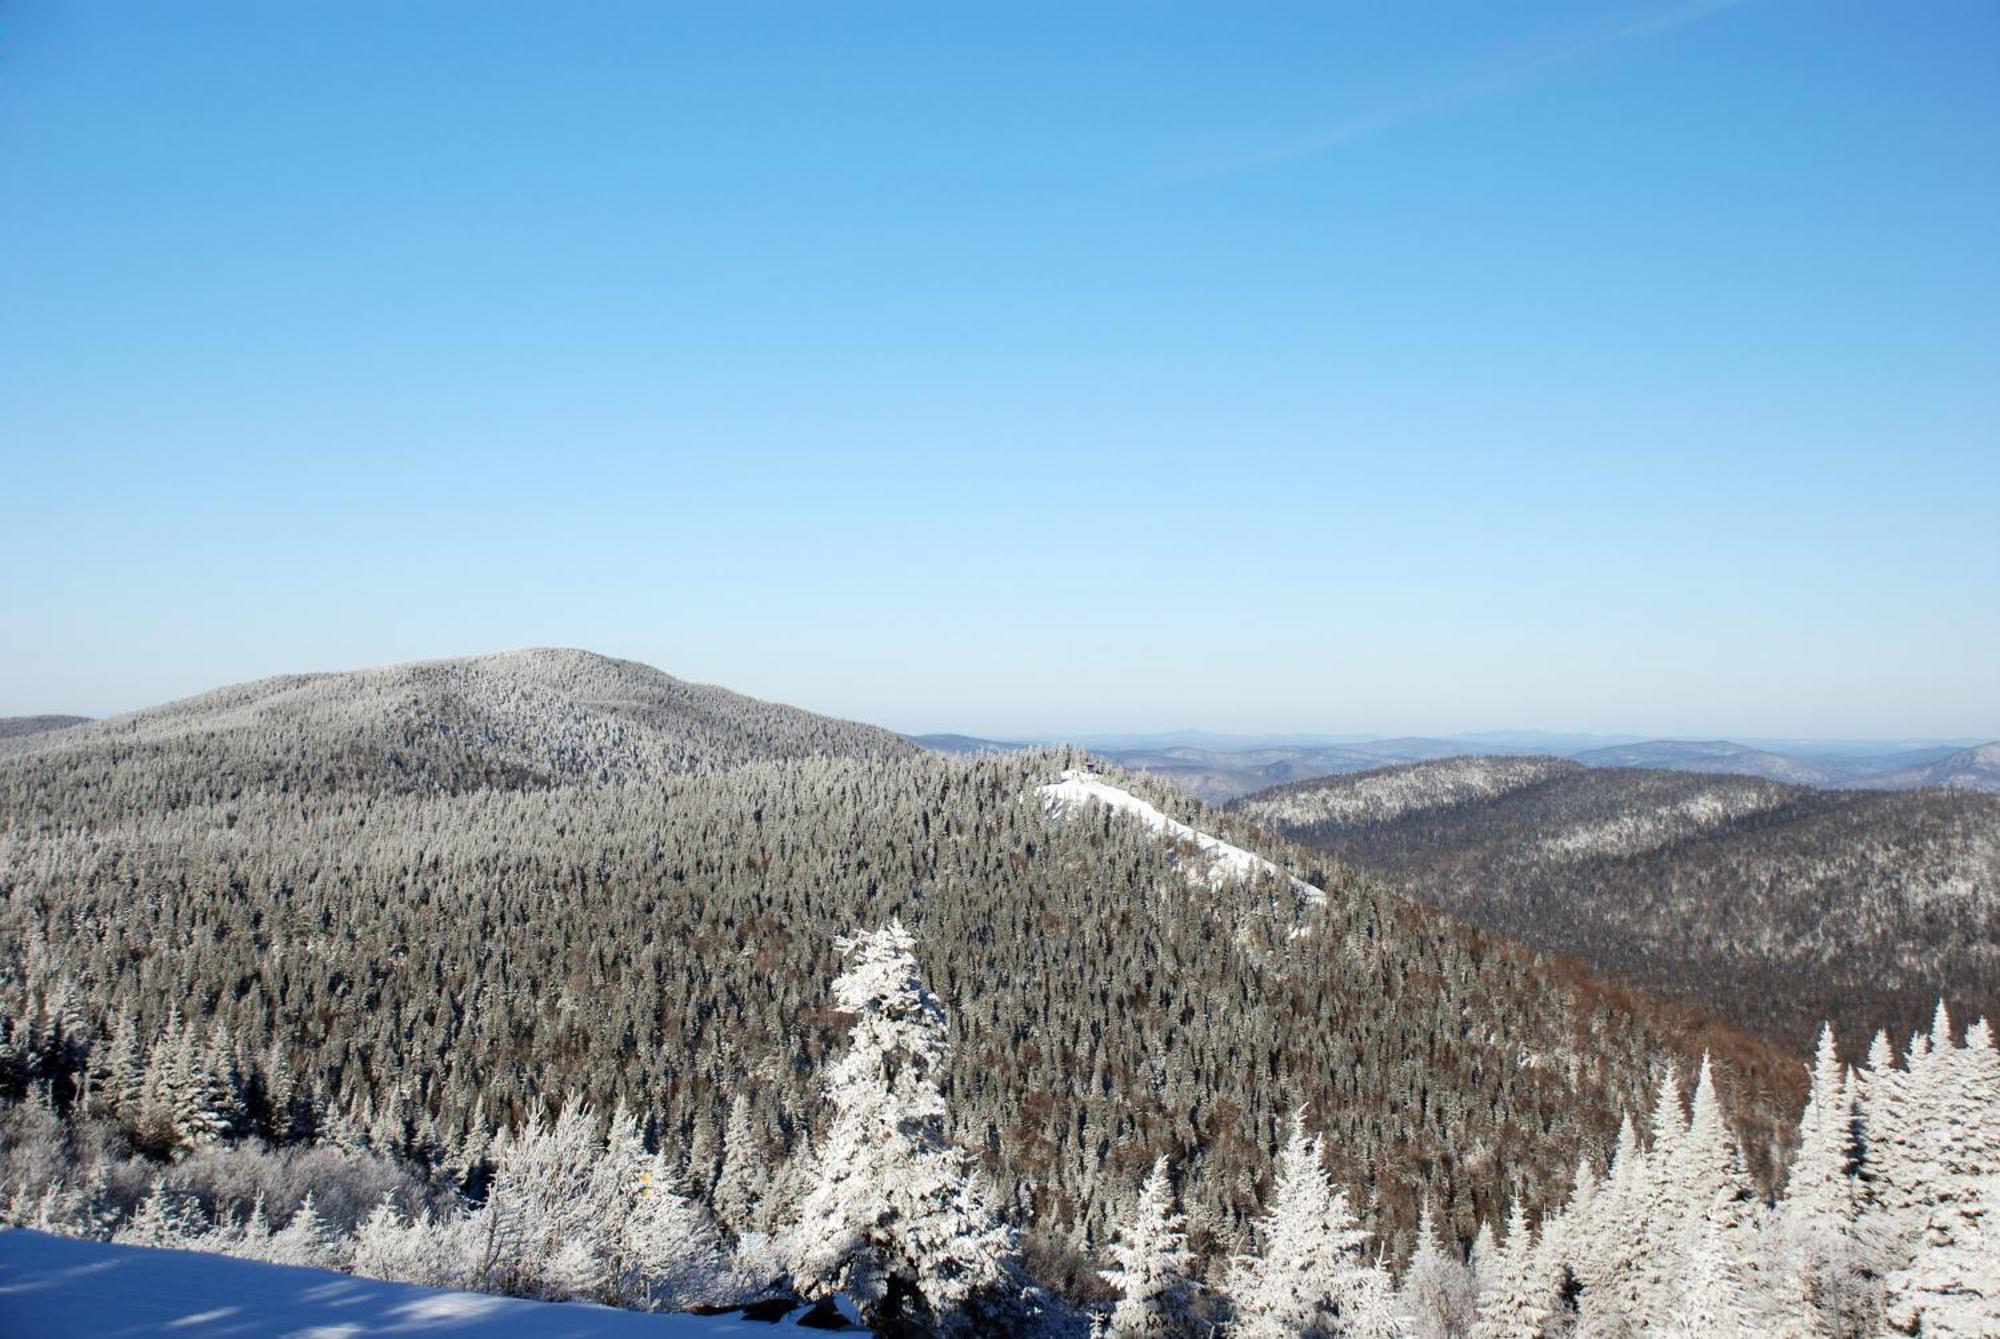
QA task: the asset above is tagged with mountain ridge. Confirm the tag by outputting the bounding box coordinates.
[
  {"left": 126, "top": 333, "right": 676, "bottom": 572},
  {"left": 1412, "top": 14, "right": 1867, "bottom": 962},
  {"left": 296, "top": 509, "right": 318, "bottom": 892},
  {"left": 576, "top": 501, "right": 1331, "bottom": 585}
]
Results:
[
  {"left": 1230, "top": 754, "right": 2000, "bottom": 1053},
  {"left": 0, "top": 714, "right": 92, "bottom": 741},
  {"left": 0, "top": 648, "right": 914, "bottom": 822},
  {"left": 911, "top": 731, "right": 2000, "bottom": 801}
]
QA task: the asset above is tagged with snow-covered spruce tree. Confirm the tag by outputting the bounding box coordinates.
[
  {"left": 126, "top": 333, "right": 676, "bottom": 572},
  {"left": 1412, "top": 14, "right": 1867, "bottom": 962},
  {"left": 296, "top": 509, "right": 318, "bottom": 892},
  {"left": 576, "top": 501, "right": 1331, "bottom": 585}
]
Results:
[
  {"left": 1857, "top": 1030, "right": 1903, "bottom": 1211},
  {"left": 1529, "top": 1155, "right": 1596, "bottom": 1333},
  {"left": 1225, "top": 1111, "right": 1376, "bottom": 1338},
  {"left": 788, "top": 919, "right": 1019, "bottom": 1337},
  {"left": 1770, "top": 1023, "right": 1881, "bottom": 1337},
  {"left": 1466, "top": 1218, "right": 1499, "bottom": 1318},
  {"left": 1342, "top": 1249, "right": 1406, "bottom": 1339},
  {"left": 133, "top": 1012, "right": 233, "bottom": 1153},
  {"left": 1574, "top": 1113, "right": 1637, "bottom": 1296},
  {"left": 90, "top": 1011, "right": 143, "bottom": 1123},
  {"left": 112, "top": 1176, "right": 206, "bottom": 1248},
  {"left": 1662, "top": 1218, "right": 1745, "bottom": 1339},
  {"left": 1612, "top": 1063, "right": 1692, "bottom": 1326},
  {"left": 236, "top": 1195, "right": 274, "bottom": 1260},
  {"left": 1883, "top": 1010, "right": 2000, "bottom": 1338},
  {"left": 1673, "top": 1055, "right": 1766, "bottom": 1328},
  {"left": 266, "top": 1191, "right": 342, "bottom": 1269},
  {"left": 1397, "top": 1199, "right": 1475, "bottom": 1339},
  {"left": 1470, "top": 1199, "right": 1552, "bottom": 1339},
  {"left": 1101, "top": 1155, "right": 1197, "bottom": 1337},
  {"left": 599, "top": 1104, "right": 727, "bottom": 1310},
  {"left": 713, "top": 1091, "right": 765, "bottom": 1238},
  {"left": 473, "top": 1099, "right": 610, "bottom": 1299}
]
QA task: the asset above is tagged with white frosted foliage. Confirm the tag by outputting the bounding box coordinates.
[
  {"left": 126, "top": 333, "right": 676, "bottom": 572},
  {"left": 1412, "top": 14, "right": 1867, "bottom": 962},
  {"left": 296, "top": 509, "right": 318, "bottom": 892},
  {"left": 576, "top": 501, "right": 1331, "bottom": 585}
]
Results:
[{"left": 788, "top": 919, "right": 1016, "bottom": 1334}]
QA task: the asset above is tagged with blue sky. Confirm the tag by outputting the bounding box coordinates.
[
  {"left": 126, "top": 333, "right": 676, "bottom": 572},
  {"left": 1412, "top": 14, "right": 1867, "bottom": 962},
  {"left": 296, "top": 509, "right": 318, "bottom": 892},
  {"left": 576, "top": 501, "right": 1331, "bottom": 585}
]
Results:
[{"left": 3, "top": 1, "right": 1995, "bottom": 738}]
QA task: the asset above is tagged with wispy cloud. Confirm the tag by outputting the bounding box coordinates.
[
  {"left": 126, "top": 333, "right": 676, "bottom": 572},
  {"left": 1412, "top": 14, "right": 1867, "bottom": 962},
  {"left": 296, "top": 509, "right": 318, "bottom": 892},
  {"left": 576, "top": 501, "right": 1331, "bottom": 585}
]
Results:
[{"left": 1193, "top": 0, "right": 1753, "bottom": 177}]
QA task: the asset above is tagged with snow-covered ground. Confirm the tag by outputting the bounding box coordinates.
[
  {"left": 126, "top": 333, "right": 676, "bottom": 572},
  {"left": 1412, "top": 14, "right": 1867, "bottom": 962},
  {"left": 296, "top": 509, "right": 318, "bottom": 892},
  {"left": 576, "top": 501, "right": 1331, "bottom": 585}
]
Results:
[
  {"left": 0, "top": 1228, "right": 827, "bottom": 1338},
  {"left": 1037, "top": 770, "right": 1323, "bottom": 904}
]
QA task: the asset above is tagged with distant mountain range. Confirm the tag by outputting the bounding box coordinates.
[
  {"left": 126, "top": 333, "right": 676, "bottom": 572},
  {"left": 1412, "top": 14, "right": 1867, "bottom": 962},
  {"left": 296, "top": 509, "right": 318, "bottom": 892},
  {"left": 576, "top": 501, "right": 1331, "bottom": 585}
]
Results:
[{"left": 911, "top": 732, "right": 2000, "bottom": 802}]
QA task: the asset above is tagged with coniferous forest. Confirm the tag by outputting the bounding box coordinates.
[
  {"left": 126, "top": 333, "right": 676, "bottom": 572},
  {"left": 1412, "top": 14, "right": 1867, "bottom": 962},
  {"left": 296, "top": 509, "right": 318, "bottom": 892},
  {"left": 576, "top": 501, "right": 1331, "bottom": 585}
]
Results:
[
  {"left": 1230, "top": 757, "right": 2000, "bottom": 1055},
  {"left": 1, "top": 651, "right": 1994, "bottom": 1334}
]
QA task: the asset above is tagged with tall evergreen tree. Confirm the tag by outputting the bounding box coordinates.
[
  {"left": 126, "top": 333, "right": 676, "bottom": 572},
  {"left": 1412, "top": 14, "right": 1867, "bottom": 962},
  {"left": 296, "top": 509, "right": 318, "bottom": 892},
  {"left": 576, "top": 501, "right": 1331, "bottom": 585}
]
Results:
[
  {"left": 1226, "top": 1112, "right": 1373, "bottom": 1339},
  {"left": 1885, "top": 1011, "right": 2000, "bottom": 1337},
  {"left": 713, "top": 1092, "right": 765, "bottom": 1237},
  {"left": 788, "top": 920, "right": 1017, "bottom": 1337},
  {"left": 1397, "top": 1198, "right": 1475, "bottom": 1339},
  {"left": 1471, "top": 1200, "right": 1551, "bottom": 1339},
  {"left": 1101, "top": 1156, "right": 1197, "bottom": 1338},
  {"left": 1774, "top": 1023, "right": 1877, "bottom": 1337}
]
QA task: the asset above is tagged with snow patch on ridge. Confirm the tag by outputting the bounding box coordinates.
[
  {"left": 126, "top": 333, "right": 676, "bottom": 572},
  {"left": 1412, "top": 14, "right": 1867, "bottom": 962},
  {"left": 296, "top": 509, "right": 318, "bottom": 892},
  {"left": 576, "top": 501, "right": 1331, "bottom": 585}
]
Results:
[{"left": 1037, "top": 770, "right": 1324, "bottom": 905}]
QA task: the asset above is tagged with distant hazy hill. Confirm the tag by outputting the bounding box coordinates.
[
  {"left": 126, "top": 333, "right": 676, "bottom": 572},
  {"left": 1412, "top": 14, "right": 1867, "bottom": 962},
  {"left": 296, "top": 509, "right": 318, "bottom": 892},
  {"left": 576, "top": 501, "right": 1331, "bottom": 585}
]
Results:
[
  {"left": 1233, "top": 757, "right": 2000, "bottom": 1052},
  {"left": 1084, "top": 739, "right": 1538, "bottom": 804},
  {"left": 1861, "top": 741, "right": 2000, "bottom": 793},
  {"left": 912, "top": 731, "right": 2000, "bottom": 802},
  {"left": 0, "top": 715, "right": 91, "bottom": 741},
  {"left": 906, "top": 732, "right": 1022, "bottom": 756},
  {"left": 905, "top": 737, "right": 1557, "bottom": 804},
  {"left": 1568, "top": 738, "right": 2000, "bottom": 792},
  {"left": 0, "top": 648, "right": 913, "bottom": 820},
  {"left": 1569, "top": 738, "right": 1833, "bottom": 785}
]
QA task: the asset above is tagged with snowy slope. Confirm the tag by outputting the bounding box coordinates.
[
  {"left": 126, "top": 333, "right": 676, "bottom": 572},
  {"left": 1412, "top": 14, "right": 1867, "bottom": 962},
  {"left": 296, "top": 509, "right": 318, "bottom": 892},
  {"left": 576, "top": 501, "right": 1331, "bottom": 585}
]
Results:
[
  {"left": 1037, "top": 770, "right": 1323, "bottom": 904},
  {"left": 0, "top": 1229, "right": 836, "bottom": 1338},
  {"left": 1233, "top": 755, "right": 1578, "bottom": 829}
]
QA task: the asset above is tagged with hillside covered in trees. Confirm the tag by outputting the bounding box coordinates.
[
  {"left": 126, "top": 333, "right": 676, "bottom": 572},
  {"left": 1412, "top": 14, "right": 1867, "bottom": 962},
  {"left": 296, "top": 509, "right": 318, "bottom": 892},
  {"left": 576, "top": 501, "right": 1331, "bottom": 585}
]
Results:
[
  {"left": 0, "top": 653, "right": 1817, "bottom": 1301},
  {"left": 4, "top": 922, "right": 1994, "bottom": 1336},
  {"left": 1231, "top": 757, "right": 2000, "bottom": 1054}
]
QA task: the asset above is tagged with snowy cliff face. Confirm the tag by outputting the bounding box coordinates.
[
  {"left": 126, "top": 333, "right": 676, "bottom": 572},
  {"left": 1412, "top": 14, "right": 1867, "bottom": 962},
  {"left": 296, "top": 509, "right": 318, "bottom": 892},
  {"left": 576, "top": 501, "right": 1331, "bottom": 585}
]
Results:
[
  {"left": 1233, "top": 756, "right": 1578, "bottom": 829},
  {"left": 1038, "top": 770, "right": 1324, "bottom": 904}
]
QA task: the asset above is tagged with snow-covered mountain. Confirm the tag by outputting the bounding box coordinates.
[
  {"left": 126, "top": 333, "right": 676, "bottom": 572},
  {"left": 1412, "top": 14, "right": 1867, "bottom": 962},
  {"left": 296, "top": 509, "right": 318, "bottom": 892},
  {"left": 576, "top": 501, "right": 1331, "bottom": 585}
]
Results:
[
  {"left": 1865, "top": 741, "right": 2000, "bottom": 793},
  {"left": 1232, "top": 755, "right": 2000, "bottom": 1053},
  {"left": 0, "top": 648, "right": 912, "bottom": 807},
  {"left": 1234, "top": 754, "right": 1578, "bottom": 829}
]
